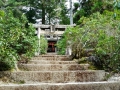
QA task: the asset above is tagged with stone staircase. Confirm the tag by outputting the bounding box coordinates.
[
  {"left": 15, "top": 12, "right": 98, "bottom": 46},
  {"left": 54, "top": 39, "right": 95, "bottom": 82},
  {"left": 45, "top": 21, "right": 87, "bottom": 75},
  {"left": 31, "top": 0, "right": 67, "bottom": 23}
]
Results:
[{"left": 0, "top": 54, "right": 120, "bottom": 90}]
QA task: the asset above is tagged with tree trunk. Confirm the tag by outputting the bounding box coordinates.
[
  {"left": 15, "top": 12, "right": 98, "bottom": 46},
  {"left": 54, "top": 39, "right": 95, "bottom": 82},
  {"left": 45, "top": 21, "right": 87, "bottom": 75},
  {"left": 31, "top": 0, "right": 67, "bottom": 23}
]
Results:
[{"left": 42, "top": 4, "right": 45, "bottom": 24}]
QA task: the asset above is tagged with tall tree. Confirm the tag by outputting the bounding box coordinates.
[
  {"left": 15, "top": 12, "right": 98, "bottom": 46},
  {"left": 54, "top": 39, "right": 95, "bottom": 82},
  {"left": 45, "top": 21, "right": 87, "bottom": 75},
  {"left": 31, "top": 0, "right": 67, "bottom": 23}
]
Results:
[
  {"left": 22, "top": 0, "right": 67, "bottom": 24},
  {"left": 59, "top": 0, "right": 70, "bottom": 24},
  {"left": 73, "top": 0, "right": 113, "bottom": 24},
  {"left": 40, "top": 0, "right": 67, "bottom": 24},
  {"left": 1, "top": 0, "right": 69, "bottom": 24},
  {"left": 0, "top": 0, "right": 25, "bottom": 18}
]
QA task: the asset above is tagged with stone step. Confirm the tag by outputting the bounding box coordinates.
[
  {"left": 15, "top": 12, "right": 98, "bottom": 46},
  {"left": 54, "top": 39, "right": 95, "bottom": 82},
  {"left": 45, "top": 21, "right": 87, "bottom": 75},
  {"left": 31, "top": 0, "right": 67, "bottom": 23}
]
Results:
[
  {"left": 0, "top": 70, "right": 105, "bottom": 83},
  {"left": 46, "top": 53, "right": 57, "bottom": 55},
  {"left": 0, "top": 81, "right": 120, "bottom": 90},
  {"left": 28, "top": 60, "right": 77, "bottom": 64},
  {"left": 32, "top": 55, "right": 71, "bottom": 61},
  {"left": 18, "top": 64, "right": 90, "bottom": 71}
]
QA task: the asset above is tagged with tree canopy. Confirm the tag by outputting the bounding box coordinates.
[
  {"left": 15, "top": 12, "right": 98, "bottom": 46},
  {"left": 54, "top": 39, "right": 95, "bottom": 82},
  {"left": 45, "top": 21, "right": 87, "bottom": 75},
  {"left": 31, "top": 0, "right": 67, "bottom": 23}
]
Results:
[
  {"left": 73, "top": 0, "right": 113, "bottom": 24},
  {"left": 15, "top": 0, "right": 68, "bottom": 24}
]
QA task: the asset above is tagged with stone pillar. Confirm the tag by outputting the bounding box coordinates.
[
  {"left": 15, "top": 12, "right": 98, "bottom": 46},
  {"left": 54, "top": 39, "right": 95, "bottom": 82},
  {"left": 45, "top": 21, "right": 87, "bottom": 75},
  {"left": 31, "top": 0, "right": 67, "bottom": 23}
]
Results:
[
  {"left": 38, "top": 27, "right": 41, "bottom": 54},
  {"left": 50, "top": 24, "right": 55, "bottom": 32},
  {"left": 66, "top": 41, "right": 72, "bottom": 55},
  {"left": 66, "top": 46, "right": 72, "bottom": 55},
  {"left": 35, "top": 27, "right": 41, "bottom": 56}
]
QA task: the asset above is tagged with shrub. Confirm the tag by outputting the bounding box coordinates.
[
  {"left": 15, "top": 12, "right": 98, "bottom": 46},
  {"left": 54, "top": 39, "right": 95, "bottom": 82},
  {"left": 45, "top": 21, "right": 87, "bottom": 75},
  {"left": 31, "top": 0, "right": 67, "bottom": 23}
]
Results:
[
  {"left": 40, "top": 36, "right": 48, "bottom": 54},
  {"left": 0, "top": 10, "right": 37, "bottom": 71},
  {"left": 57, "top": 11, "right": 120, "bottom": 72}
]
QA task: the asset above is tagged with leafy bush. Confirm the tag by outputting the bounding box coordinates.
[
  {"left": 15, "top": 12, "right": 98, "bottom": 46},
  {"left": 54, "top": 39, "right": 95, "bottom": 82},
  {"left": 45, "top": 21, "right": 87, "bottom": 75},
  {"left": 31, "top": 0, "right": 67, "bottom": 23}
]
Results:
[
  {"left": 0, "top": 10, "right": 37, "bottom": 71},
  {"left": 40, "top": 36, "right": 48, "bottom": 54},
  {"left": 57, "top": 38, "right": 66, "bottom": 55},
  {"left": 57, "top": 11, "right": 120, "bottom": 72}
]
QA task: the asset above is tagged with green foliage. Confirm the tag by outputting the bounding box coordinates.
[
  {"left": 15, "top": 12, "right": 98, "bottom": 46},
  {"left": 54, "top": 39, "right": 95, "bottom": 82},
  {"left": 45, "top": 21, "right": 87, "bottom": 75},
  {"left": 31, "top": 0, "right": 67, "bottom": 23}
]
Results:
[
  {"left": 20, "top": 0, "right": 67, "bottom": 24},
  {"left": 18, "top": 80, "right": 25, "bottom": 84},
  {"left": 57, "top": 38, "right": 67, "bottom": 55},
  {"left": 0, "top": 0, "right": 69, "bottom": 24},
  {"left": 79, "top": 12, "right": 120, "bottom": 72},
  {"left": 59, "top": 3, "right": 70, "bottom": 24},
  {"left": 40, "top": 36, "right": 48, "bottom": 54},
  {"left": 113, "top": 0, "right": 120, "bottom": 19},
  {"left": 58, "top": 11, "right": 120, "bottom": 72},
  {"left": 74, "top": 0, "right": 113, "bottom": 24},
  {"left": 0, "top": 0, "right": 23, "bottom": 18},
  {"left": 0, "top": 10, "right": 37, "bottom": 71},
  {"left": 114, "top": 0, "right": 120, "bottom": 9}
]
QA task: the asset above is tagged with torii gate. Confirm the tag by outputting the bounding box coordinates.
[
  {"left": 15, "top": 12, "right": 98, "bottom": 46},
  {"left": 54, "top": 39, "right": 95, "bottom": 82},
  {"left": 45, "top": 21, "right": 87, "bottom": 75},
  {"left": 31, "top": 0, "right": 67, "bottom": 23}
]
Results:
[{"left": 33, "top": 24, "right": 75, "bottom": 55}]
